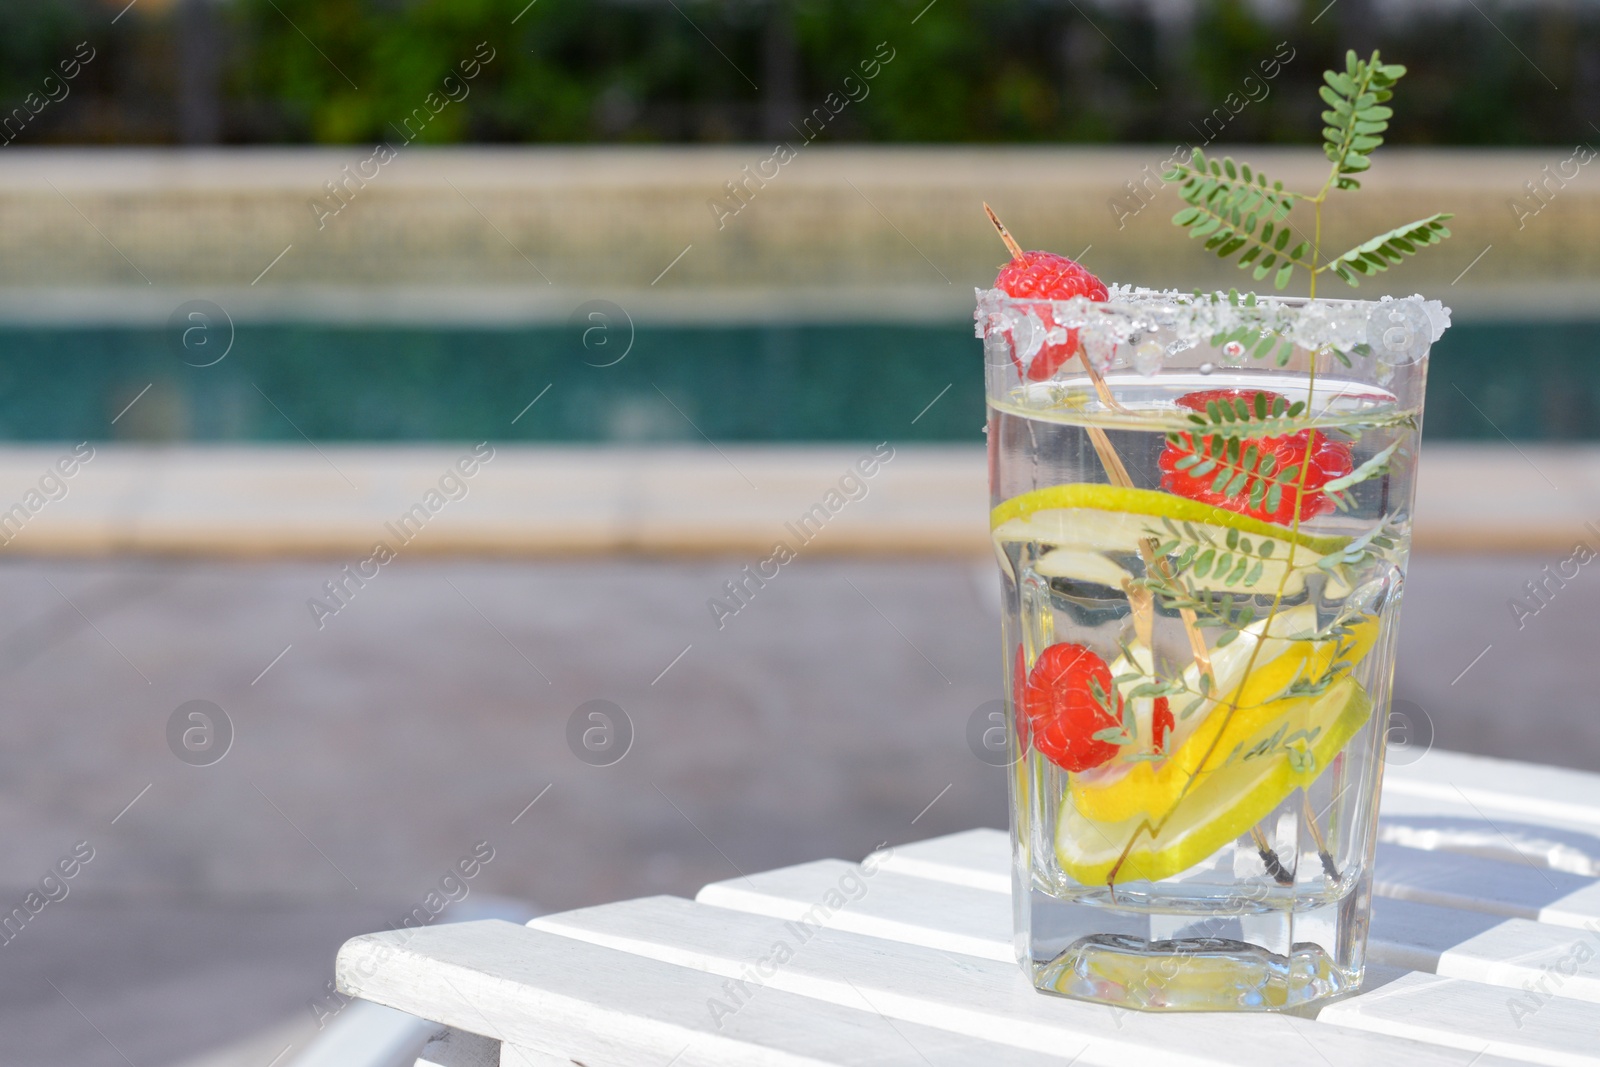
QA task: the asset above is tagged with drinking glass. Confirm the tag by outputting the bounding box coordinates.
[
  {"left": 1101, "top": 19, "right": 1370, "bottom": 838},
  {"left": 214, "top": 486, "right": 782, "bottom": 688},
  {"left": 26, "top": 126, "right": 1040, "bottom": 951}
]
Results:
[{"left": 978, "top": 287, "right": 1448, "bottom": 1011}]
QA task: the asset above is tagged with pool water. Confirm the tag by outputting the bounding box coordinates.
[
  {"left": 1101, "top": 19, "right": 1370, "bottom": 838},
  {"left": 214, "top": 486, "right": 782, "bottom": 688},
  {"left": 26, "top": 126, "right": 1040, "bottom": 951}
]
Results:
[{"left": 0, "top": 319, "right": 1592, "bottom": 443}]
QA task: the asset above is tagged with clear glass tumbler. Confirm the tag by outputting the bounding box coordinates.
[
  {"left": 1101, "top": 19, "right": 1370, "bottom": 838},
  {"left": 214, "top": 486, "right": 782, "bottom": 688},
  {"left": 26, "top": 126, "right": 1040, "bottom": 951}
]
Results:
[{"left": 978, "top": 287, "right": 1448, "bottom": 1011}]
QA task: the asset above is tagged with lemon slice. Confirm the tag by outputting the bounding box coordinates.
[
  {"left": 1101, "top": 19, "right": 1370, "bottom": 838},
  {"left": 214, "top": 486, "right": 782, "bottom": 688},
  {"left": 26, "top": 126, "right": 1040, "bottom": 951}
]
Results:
[
  {"left": 992, "top": 484, "right": 1347, "bottom": 595},
  {"left": 1054, "top": 676, "right": 1373, "bottom": 886},
  {"left": 1034, "top": 547, "right": 1135, "bottom": 589},
  {"left": 992, "top": 484, "right": 1348, "bottom": 552},
  {"left": 1074, "top": 606, "right": 1379, "bottom": 823}
]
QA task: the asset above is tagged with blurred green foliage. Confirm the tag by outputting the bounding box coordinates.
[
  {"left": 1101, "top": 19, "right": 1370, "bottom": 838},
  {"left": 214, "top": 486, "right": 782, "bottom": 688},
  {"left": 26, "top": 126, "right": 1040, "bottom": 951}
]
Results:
[{"left": 0, "top": 0, "right": 1596, "bottom": 146}]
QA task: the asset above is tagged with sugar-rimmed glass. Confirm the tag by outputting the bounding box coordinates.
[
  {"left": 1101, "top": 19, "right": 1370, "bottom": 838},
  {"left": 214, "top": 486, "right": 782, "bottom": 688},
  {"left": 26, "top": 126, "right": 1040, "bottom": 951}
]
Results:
[{"left": 979, "top": 286, "right": 1448, "bottom": 1011}]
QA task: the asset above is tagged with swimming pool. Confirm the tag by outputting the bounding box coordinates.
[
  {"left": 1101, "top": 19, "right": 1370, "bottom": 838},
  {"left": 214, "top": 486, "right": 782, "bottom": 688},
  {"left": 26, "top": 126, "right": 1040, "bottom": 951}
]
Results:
[{"left": 1, "top": 319, "right": 1592, "bottom": 443}]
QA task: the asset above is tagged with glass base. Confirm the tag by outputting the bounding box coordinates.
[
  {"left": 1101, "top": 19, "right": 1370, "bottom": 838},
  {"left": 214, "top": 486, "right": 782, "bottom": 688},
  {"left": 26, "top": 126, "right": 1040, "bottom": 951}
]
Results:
[{"left": 1021, "top": 884, "right": 1368, "bottom": 1012}]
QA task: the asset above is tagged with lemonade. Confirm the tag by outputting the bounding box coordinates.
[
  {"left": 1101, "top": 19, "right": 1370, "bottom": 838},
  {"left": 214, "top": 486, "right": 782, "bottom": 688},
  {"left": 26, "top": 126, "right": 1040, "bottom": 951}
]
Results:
[
  {"left": 976, "top": 47, "right": 1454, "bottom": 1013},
  {"left": 980, "top": 287, "right": 1445, "bottom": 1010}
]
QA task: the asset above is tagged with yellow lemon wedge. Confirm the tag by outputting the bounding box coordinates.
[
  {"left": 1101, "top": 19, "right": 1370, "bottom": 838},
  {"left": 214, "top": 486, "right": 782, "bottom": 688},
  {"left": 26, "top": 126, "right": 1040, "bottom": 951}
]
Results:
[
  {"left": 1073, "top": 608, "right": 1379, "bottom": 824},
  {"left": 1054, "top": 675, "right": 1373, "bottom": 887}
]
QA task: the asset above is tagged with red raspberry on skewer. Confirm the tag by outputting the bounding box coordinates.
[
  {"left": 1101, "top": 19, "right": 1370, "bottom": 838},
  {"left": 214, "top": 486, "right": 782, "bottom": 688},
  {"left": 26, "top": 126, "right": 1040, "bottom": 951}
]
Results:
[
  {"left": 986, "top": 205, "right": 1109, "bottom": 382},
  {"left": 1159, "top": 388, "right": 1355, "bottom": 526},
  {"left": 1023, "top": 642, "right": 1121, "bottom": 773}
]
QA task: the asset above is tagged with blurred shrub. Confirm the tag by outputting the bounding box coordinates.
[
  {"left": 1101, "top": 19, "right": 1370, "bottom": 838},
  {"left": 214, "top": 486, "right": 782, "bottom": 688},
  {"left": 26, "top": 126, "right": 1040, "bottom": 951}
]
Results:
[{"left": 1, "top": 0, "right": 1597, "bottom": 146}]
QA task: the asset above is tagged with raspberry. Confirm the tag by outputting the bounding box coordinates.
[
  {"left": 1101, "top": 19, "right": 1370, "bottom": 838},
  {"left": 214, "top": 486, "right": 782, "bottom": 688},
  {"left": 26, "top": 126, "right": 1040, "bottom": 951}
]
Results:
[
  {"left": 1159, "top": 389, "right": 1354, "bottom": 526},
  {"left": 1023, "top": 642, "right": 1121, "bottom": 773},
  {"left": 1175, "top": 389, "right": 1280, "bottom": 416},
  {"left": 993, "top": 250, "right": 1109, "bottom": 382},
  {"left": 1152, "top": 696, "right": 1174, "bottom": 755}
]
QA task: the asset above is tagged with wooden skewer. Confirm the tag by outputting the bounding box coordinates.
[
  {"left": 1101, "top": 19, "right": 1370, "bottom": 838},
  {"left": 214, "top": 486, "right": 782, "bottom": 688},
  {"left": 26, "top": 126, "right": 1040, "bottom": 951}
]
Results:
[
  {"left": 985, "top": 203, "right": 1212, "bottom": 679},
  {"left": 1122, "top": 579, "right": 1154, "bottom": 651},
  {"left": 1251, "top": 826, "right": 1296, "bottom": 886},
  {"left": 987, "top": 202, "right": 1275, "bottom": 879},
  {"left": 1301, "top": 795, "right": 1341, "bottom": 881},
  {"left": 1149, "top": 552, "right": 1214, "bottom": 679}
]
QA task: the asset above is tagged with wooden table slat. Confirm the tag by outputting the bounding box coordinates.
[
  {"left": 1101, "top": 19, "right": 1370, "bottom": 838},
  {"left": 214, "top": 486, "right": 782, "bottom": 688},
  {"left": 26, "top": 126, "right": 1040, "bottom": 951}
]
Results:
[
  {"left": 339, "top": 920, "right": 1059, "bottom": 1066},
  {"left": 696, "top": 860, "right": 1012, "bottom": 962},
  {"left": 1373, "top": 843, "right": 1597, "bottom": 926},
  {"left": 1381, "top": 751, "right": 1600, "bottom": 832},
  {"left": 1377, "top": 803, "right": 1600, "bottom": 877},
  {"left": 1369, "top": 897, "right": 1600, "bottom": 1004},
  {"left": 1318, "top": 971, "right": 1600, "bottom": 1067},
  {"left": 532, "top": 895, "right": 1527, "bottom": 1067}
]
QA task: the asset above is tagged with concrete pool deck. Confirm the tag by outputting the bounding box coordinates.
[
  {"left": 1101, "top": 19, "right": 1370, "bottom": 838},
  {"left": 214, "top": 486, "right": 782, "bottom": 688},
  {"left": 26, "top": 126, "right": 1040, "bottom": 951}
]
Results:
[
  {"left": 0, "top": 442, "right": 1593, "bottom": 559},
  {"left": 0, "top": 147, "right": 1594, "bottom": 323}
]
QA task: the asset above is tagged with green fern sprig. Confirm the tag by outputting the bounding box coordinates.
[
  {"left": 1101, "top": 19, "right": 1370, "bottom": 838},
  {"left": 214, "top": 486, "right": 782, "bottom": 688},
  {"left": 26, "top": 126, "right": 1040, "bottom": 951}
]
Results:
[
  {"left": 1145, "top": 518, "right": 1281, "bottom": 594},
  {"left": 1163, "top": 50, "right": 1453, "bottom": 295},
  {"left": 1166, "top": 155, "right": 1309, "bottom": 290},
  {"left": 1321, "top": 51, "right": 1401, "bottom": 190},
  {"left": 1325, "top": 214, "right": 1454, "bottom": 285}
]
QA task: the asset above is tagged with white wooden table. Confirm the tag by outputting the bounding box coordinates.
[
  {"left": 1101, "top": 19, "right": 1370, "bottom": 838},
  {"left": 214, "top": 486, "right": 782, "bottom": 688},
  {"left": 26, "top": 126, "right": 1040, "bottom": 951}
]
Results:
[{"left": 337, "top": 749, "right": 1600, "bottom": 1066}]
